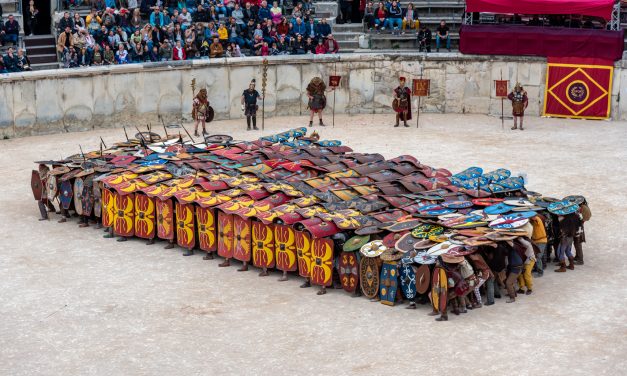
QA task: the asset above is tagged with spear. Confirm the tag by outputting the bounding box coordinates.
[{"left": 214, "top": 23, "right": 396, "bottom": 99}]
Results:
[
  {"left": 99, "top": 136, "right": 108, "bottom": 149},
  {"left": 79, "top": 145, "right": 86, "bottom": 163},
  {"left": 123, "top": 126, "right": 129, "bottom": 142}
]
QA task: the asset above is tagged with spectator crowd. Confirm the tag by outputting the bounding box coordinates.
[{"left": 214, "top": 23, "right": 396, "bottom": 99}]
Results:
[{"left": 56, "top": 0, "right": 339, "bottom": 68}]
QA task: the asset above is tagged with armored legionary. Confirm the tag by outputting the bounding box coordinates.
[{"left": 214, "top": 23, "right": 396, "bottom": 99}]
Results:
[
  {"left": 393, "top": 76, "right": 412, "bottom": 127},
  {"left": 508, "top": 82, "right": 528, "bottom": 131},
  {"left": 241, "top": 79, "right": 262, "bottom": 131}
]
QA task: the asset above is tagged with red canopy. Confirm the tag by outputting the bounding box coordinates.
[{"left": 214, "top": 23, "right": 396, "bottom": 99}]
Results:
[{"left": 466, "top": 0, "right": 615, "bottom": 20}]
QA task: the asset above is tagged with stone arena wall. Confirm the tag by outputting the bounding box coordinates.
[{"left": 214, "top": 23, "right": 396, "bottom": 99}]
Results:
[{"left": 1, "top": 53, "right": 625, "bottom": 137}]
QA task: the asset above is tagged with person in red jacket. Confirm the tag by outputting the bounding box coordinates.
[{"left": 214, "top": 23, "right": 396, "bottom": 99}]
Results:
[
  {"left": 324, "top": 34, "right": 340, "bottom": 53},
  {"left": 172, "top": 40, "right": 186, "bottom": 60},
  {"left": 315, "top": 39, "right": 327, "bottom": 54}
]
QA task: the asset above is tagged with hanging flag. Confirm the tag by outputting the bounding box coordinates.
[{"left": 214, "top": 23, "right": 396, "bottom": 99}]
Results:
[
  {"left": 543, "top": 57, "right": 613, "bottom": 119},
  {"left": 495, "top": 80, "right": 509, "bottom": 97},
  {"left": 412, "top": 79, "right": 430, "bottom": 97}
]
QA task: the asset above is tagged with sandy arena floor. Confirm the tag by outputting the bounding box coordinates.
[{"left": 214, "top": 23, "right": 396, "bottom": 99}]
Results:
[{"left": 1, "top": 113, "right": 626, "bottom": 375}]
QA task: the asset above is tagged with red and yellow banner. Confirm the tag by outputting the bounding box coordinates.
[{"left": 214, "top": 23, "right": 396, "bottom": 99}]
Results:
[{"left": 543, "top": 57, "right": 613, "bottom": 119}]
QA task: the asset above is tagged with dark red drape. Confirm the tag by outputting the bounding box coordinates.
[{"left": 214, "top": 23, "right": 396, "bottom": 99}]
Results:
[{"left": 465, "top": 0, "right": 614, "bottom": 20}]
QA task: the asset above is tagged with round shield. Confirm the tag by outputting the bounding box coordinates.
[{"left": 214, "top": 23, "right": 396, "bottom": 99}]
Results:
[
  {"left": 82, "top": 176, "right": 95, "bottom": 216},
  {"left": 205, "top": 106, "right": 215, "bottom": 122},
  {"left": 47, "top": 174, "right": 58, "bottom": 201},
  {"left": 484, "top": 203, "right": 513, "bottom": 215},
  {"left": 59, "top": 180, "right": 73, "bottom": 210},
  {"left": 548, "top": 201, "right": 579, "bottom": 215},
  {"left": 471, "top": 198, "right": 503, "bottom": 206},
  {"left": 205, "top": 134, "right": 233, "bottom": 144},
  {"left": 399, "top": 264, "right": 417, "bottom": 299},
  {"left": 504, "top": 198, "right": 534, "bottom": 207},
  {"left": 360, "top": 240, "right": 388, "bottom": 258},
  {"left": 134, "top": 131, "right": 161, "bottom": 142},
  {"left": 338, "top": 251, "right": 360, "bottom": 293},
  {"left": 415, "top": 264, "right": 431, "bottom": 294},
  {"left": 563, "top": 195, "right": 585, "bottom": 205},
  {"left": 442, "top": 200, "right": 473, "bottom": 209},
  {"left": 343, "top": 235, "right": 370, "bottom": 252},
  {"left": 412, "top": 251, "right": 437, "bottom": 265},
  {"left": 93, "top": 183, "right": 102, "bottom": 217},
  {"left": 73, "top": 178, "right": 85, "bottom": 216},
  {"left": 489, "top": 216, "right": 529, "bottom": 229},
  {"left": 359, "top": 257, "right": 380, "bottom": 299}
]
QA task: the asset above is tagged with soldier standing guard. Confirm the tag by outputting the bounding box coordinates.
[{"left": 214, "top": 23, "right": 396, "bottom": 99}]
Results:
[
  {"left": 241, "top": 79, "right": 262, "bottom": 131},
  {"left": 192, "top": 88, "right": 210, "bottom": 137},
  {"left": 508, "top": 82, "right": 528, "bottom": 131},
  {"left": 393, "top": 77, "right": 412, "bottom": 127},
  {"left": 307, "top": 77, "right": 334, "bottom": 127}
]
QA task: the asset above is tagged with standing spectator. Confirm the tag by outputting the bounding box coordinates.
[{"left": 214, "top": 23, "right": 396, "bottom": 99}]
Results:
[
  {"left": 363, "top": 2, "right": 375, "bottom": 31},
  {"left": 323, "top": 34, "right": 339, "bottom": 53},
  {"left": 180, "top": 8, "right": 192, "bottom": 30},
  {"left": 417, "top": 24, "right": 431, "bottom": 52},
  {"left": 57, "top": 26, "right": 74, "bottom": 61},
  {"left": 402, "top": 3, "right": 419, "bottom": 33},
  {"left": 217, "top": 22, "right": 229, "bottom": 44},
  {"left": 26, "top": 0, "right": 39, "bottom": 36},
  {"left": 435, "top": 20, "right": 450, "bottom": 52},
  {"left": 340, "top": 0, "right": 353, "bottom": 24},
  {"left": 384, "top": 1, "right": 402, "bottom": 34},
  {"left": 115, "top": 43, "right": 130, "bottom": 64},
  {"left": 172, "top": 40, "right": 186, "bottom": 60}
]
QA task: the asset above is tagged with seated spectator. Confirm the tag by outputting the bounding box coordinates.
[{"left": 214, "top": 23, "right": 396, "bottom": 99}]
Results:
[
  {"left": 115, "top": 43, "right": 130, "bottom": 64},
  {"left": 230, "top": 42, "right": 243, "bottom": 57},
  {"left": 363, "top": 2, "right": 375, "bottom": 30},
  {"left": 57, "top": 26, "right": 74, "bottom": 61},
  {"left": 316, "top": 18, "right": 332, "bottom": 39},
  {"left": 101, "top": 8, "right": 116, "bottom": 29},
  {"left": 103, "top": 44, "right": 115, "bottom": 64},
  {"left": 258, "top": 1, "right": 271, "bottom": 22},
  {"left": 16, "top": 48, "right": 31, "bottom": 71},
  {"left": 73, "top": 12, "right": 86, "bottom": 34},
  {"left": 435, "top": 20, "right": 450, "bottom": 52},
  {"left": 291, "top": 34, "right": 305, "bottom": 54},
  {"left": 384, "top": 1, "right": 402, "bottom": 34},
  {"left": 65, "top": 48, "right": 79, "bottom": 68},
  {"left": 269, "top": 42, "right": 280, "bottom": 55},
  {"left": 402, "top": 3, "right": 419, "bottom": 33},
  {"left": 304, "top": 17, "right": 317, "bottom": 41},
  {"left": 324, "top": 34, "right": 339, "bottom": 54},
  {"left": 150, "top": 8, "right": 166, "bottom": 27},
  {"left": 210, "top": 37, "right": 224, "bottom": 57},
  {"left": 374, "top": 2, "right": 387, "bottom": 32},
  {"left": 118, "top": 8, "right": 133, "bottom": 34},
  {"left": 242, "top": 3, "right": 256, "bottom": 24},
  {"left": 277, "top": 35, "right": 289, "bottom": 53},
  {"left": 78, "top": 47, "right": 90, "bottom": 67},
  {"left": 3, "top": 47, "right": 18, "bottom": 72},
  {"left": 260, "top": 41, "right": 269, "bottom": 56},
  {"left": 527, "top": 16, "right": 542, "bottom": 27},
  {"left": 293, "top": 17, "right": 306, "bottom": 36},
  {"left": 303, "top": 36, "right": 315, "bottom": 54},
  {"left": 173, "top": 40, "right": 186, "bottom": 60},
  {"left": 278, "top": 17, "right": 290, "bottom": 39},
  {"left": 185, "top": 40, "right": 198, "bottom": 59},
  {"left": 92, "top": 44, "right": 104, "bottom": 65},
  {"left": 180, "top": 8, "right": 192, "bottom": 30},
  {"left": 315, "top": 39, "right": 326, "bottom": 54},
  {"left": 130, "top": 8, "right": 143, "bottom": 30},
  {"left": 160, "top": 39, "right": 173, "bottom": 60},
  {"left": 270, "top": 1, "right": 282, "bottom": 25},
  {"left": 3, "top": 15, "right": 19, "bottom": 45},
  {"left": 86, "top": 9, "right": 102, "bottom": 35},
  {"left": 131, "top": 42, "right": 145, "bottom": 62},
  {"left": 232, "top": 3, "right": 245, "bottom": 25},
  {"left": 417, "top": 24, "right": 431, "bottom": 52},
  {"left": 58, "top": 12, "right": 74, "bottom": 34},
  {"left": 148, "top": 46, "right": 160, "bottom": 62},
  {"left": 218, "top": 22, "right": 229, "bottom": 44}
]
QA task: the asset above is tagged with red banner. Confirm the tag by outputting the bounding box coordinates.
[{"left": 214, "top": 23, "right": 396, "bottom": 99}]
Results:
[
  {"left": 543, "top": 57, "right": 613, "bottom": 119},
  {"left": 495, "top": 80, "right": 509, "bottom": 97},
  {"left": 329, "top": 75, "right": 341, "bottom": 88},
  {"left": 412, "top": 79, "right": 430, "bottom": 97}
]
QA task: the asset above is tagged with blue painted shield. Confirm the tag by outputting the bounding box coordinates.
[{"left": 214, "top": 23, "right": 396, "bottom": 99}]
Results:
[
  {"left": 484, "top": 203, "right": 513, "bottom": 215},
  {"left": 399, "top": 264, "right": 417, "bottom": 300},
  {"left": 59, "top": 180, "right": 73, "bottom": 210},
  {"left": 483, "top": 168, "right": 511, "bottom": 182},
  {"left": 548, "top": 201, "right": 579, "bottom": 215},
  {"left": 453, "top": 167, "right": 483, "bottom": 181},
  {"left": 379, "top": 261, "right": 399, "bottom": 306}
]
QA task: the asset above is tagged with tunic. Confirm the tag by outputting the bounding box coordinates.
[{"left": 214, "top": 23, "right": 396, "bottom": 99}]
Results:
[
  {"left": 242, "top": 89, "right": 260, "bottom": 116},
  {"left": 508, "top": 90, "right": 528, "bottom": 116}
]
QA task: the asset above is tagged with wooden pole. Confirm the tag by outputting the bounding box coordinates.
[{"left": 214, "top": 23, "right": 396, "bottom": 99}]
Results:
[
  {"left": 416, "top": 69, "right": 423, "bottom": 129},
  {"left": 262, "top": 59, "right": 268, "bottom": 132},
  {"left": 500, "top": 70, "right": 504, "bottom": 130},
  {"left": 332, "top": 63, "right": 337, "bottom": 128}
]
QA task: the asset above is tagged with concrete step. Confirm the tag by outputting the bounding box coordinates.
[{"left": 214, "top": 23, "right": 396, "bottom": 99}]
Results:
[
  {"left": 333, "top": 32, "right": 362, "bottom": 42},
  {"left": 24, "top": 44, "right": 57, "bottom": 55},
  {"left": 30, "top": 62, "right": 61, "bottom": 71},
  {"left": 28, "top": 53, "right": 58, "bottom": 64},
  {"left": 24, "top": 34, "right": 56, "bottom": 47},
  {"left": 333, "top": 23, "right": 364, "bottom": 32}
]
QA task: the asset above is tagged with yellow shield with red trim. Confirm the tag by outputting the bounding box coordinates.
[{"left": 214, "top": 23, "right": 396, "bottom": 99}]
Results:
[
  {"left": 101, "top": 187, "right": 115, "bottom": 228},
  {"left": 274, "top": 224, "right": 298, "bottom": 272},
  {"left": 252, "top": 222, "right": 275, "bottom": 268},
  {"left": 295, "top": 230, "right": 313, "bottom": 278},
  {"left": 196, "top": 206, "right": 217, "bottom": 252},
  {"left": 175, "top": 202, "right": 195, "bottom": 250},
  {"left": 134, "top": 194, "right": 156, "bottom": 240},
  {"left": 113, "top": 192, "right": 135, "bottom": 237},
  {"left": 311, "top": 238, "right": 334, "bottom": 287},
  {"left": 217, "top": 211, "right": 234, "bottom": 258},
  {"left": 156, "top": 199, "right": 174, "bottom": 240}
]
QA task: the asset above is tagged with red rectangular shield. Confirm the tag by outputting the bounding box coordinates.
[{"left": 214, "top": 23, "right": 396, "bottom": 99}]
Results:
[
  {"left": 329, "top": 75, "right": 341, "bottom": 88},
  {"left": 295, "top": 230, "right": 313, "bottom": 278},
  {"left": 134, "top": 194, "right": 156, "bottom": 240},
  {"left": 495, "top": 80, "right": 509, "bottom": 97},
  {"left": 233, "top": 216, "right": 252, "bottom": 262},
  {"left": 274, "top": 224, "right": 297, "bottom": 272},
  {"left": 176, "top": 202, "right": 196, "bottom": 250},
  {"left": 543, "top": 57, "right": 613, "bottom": 119},
  {"left": 252, "top": 222, "right": 275, "bottom": 269},
  {"left": 412, "top": 79, "right": 430, "bottom": 96},
  {"left": 113, "top": 192, "right": 134, "bottom": 237},
  {"left": 156, "top": 199, "right": 174, "bottom": 240},
  {"left": 217, "top": 211, "right": 234, "bottom": 258},
  {"left": 310, "top": 238, "right": 334, "bottom": 287},
  {"left": 196, "top": 206, "right": 217, "bottom": 252}
]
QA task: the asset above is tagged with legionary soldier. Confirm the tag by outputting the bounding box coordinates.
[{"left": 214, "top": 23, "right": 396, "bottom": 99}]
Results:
[
  {"left": 192, "top": 88, "right": 210, "bottom": 137},
  {"left": 241, "top": 79, "right": 262, "bottom": 131},
  {"left": 393, "top": 76, "right": 412, "bottom": 127},
  {"left": 508, "top": 82, "right": 528, "bottom": 131},
  {"left": 306, "top": 77, "right": 331, "bottom": 127}
]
